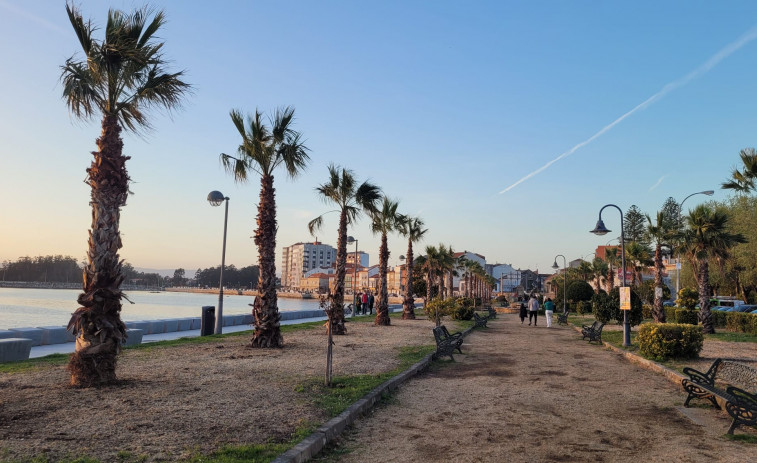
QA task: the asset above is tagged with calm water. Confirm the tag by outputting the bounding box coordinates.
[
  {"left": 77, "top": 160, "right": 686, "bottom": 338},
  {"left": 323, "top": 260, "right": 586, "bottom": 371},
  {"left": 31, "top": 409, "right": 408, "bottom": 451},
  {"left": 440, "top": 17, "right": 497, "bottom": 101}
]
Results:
[{"left": 0, "top": 288, "right": 323, "bottom": 329}]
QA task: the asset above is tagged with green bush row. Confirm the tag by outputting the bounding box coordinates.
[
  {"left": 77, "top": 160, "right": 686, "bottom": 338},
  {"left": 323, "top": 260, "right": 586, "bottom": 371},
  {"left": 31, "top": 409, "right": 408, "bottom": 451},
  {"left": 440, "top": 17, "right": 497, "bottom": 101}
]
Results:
[
  {"left": 660, "top": 306, "right": 757, "bottom": 335},
  {"left": 637, "top": 323, "right": 704, "bottom": 361}
]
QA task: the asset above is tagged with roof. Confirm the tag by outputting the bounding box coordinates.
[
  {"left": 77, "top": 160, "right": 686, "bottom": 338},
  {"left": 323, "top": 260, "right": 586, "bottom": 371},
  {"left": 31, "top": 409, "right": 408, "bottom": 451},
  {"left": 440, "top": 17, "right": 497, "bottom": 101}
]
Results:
[{"left": 452, "top": 251, "right": 485, "bottom": 260}]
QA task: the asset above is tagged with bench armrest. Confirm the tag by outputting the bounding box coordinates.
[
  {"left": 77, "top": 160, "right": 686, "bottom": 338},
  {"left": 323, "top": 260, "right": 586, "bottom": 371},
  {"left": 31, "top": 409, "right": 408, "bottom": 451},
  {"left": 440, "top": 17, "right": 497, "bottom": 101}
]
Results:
[
  {"left": 726, "top": 386, "right": 757, "bottom": 408},
  {"left": 682, "top": 367, "right": 714, "bottom": 385}
]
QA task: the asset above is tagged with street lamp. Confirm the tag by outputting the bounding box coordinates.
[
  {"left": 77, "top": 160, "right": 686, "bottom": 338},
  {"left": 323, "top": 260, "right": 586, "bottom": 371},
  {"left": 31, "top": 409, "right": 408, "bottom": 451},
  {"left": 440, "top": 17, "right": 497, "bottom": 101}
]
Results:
[
  {"left": 208, "top": 190, "right": 229, "bottom": 334},
  {"left": 590, "top": 204, "right": 630, "bottom": 346},
  {"left": 552, "top": 255, "right": 567, "bottom": 314},
  {"left": 675, "top": 190, "right": 714, "bottom": 298},
  {"left": 347, "top": 236, "right": 358, "bottom": 317}
]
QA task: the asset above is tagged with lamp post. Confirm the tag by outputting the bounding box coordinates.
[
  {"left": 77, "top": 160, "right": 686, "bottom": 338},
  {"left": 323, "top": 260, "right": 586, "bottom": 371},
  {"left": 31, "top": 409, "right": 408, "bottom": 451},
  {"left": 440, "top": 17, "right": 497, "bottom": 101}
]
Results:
[
  {"left": 552, "top": 255, "right": 567, "bottom": 314},
  {"left": 347, "top": 236, "right": 358, "bottom": 317},
  {"left": 675, "top": 190, "right": 714, "bottom": 298},
  {"left": 590, "top": 204, "right": 629, "bottom": 346},
  {"left": 208, "top": 190, "right": 229, "bottom": 334}
]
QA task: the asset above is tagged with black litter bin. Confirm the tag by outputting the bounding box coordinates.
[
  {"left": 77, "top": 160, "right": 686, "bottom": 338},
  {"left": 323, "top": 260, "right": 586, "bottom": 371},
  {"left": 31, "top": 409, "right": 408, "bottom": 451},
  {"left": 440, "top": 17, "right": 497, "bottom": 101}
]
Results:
[{"left": 201, "top": 306, "right": 215, "bottom": 336}]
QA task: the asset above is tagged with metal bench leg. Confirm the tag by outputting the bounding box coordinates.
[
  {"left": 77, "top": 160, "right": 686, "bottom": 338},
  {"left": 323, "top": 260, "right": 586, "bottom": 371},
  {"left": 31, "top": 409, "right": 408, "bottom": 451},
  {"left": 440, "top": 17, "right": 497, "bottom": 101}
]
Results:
[{"left": 727, "top": 418, "right": 739, "bottom": 435}]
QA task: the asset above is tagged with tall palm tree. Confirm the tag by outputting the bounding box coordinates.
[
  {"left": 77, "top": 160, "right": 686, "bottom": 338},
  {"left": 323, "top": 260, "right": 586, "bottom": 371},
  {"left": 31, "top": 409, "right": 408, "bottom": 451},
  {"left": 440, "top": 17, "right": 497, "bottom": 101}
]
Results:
[
  {"left": 396, "top": 215, "right": 427, "bottom": 319},
  {"left": 625, "top": 241, "right": 652, "bottom": 288},
  {"left": 309, "top": 165, "right": 381, "bottom": 334},
  {"left": 679, "top": 205, "right": 746, "bottom": 334},
  {"left": 646, "top": 211, "right": 676, "bottom": 322},
  {"left": 221, "top": 107, "right": 309, "bottom": 347},
  {"left": 370, "top": 198, "right": 401, "bottom": 326},
  {"left": 418, "top": 245, "right": 440, "bottom": 303},
  {"left": 61, "top": 4, "right": 190, "bottom": 387},
  {"left": 604, "top": 247, "right": 619, "bottom": 291},
  {"left": 576, "top": 261, "right": 593, "bottom": 282},
  {"left": 591, "top": 257, "right": 608, "bottom": 293},
  {"left": 722, "top": 147, "right": 757, "bottom": 193},
  {"left": 436, "top": 244, "right": 455, "bottom": 299}
]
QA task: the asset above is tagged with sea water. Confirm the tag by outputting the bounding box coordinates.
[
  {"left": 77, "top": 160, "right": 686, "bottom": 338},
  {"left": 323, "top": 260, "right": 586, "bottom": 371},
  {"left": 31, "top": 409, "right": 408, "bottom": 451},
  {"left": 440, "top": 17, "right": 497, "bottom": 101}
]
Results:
[{"left": 0, "top": 288, "right": 323, "bottom": 329}]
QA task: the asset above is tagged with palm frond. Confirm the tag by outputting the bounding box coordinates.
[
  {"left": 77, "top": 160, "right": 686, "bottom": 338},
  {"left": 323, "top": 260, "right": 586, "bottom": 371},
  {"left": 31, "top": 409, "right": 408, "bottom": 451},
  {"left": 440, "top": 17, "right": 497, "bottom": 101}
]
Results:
[{"left": 308, "top": 216, "right": 324, "bottom": 236}]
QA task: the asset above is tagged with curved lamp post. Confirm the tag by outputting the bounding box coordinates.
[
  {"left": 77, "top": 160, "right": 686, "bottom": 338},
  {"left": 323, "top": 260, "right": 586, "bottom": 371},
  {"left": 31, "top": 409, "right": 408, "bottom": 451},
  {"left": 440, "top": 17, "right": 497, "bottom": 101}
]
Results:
[
  {"left": 675, "top": 190, "right": 714, "bottom": 298},
  {"left": 590, "top": 204, "right": 629, "bottom": 346},
  {"left": 552, "top": 255, "right": 567, "bottom": 314},
  {"left": 208, "top": 190, "right": 229, "bottom": 334},
  {"left": 347, "top": 236, "right": 358, "bottom": 317}
]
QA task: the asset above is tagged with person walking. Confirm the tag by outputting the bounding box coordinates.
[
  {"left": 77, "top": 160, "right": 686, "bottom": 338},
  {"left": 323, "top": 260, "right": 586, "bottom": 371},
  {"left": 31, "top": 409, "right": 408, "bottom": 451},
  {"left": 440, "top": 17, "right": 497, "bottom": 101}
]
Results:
[
  {"left": 368, "top": 291, "right": 375, "bottom": 315},
  {"left": 543, "top": 297, "right": 555, "bottom": 328},
  {"left": 528, "top": 294, "right": 539, "bottom": 326},
  {"left": 518, "top": 297, "right": 528, "bottom": 324},
  {"left": 362, "top": 292, "right": 369, "bottom": 315},
  {"left": 355, "top": 292, "right": 363, "bottom": 315}
]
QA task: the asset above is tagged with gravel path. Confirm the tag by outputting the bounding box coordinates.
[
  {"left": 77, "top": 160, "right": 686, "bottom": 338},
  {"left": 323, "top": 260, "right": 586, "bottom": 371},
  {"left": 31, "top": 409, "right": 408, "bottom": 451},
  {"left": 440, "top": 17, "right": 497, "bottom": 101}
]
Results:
[{"left": 327, "top": 315, "right": 755, "bottom": 462}]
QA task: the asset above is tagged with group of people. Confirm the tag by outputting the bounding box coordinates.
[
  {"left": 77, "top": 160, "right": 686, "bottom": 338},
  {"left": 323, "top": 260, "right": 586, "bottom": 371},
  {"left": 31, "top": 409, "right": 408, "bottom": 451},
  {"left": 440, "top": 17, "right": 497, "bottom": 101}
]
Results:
[
  {"left": 354, "top": 291, "right": 375, "bottom": 315},
  {"left": 518, "top": 294, "right": 556, "bottom": 327}
]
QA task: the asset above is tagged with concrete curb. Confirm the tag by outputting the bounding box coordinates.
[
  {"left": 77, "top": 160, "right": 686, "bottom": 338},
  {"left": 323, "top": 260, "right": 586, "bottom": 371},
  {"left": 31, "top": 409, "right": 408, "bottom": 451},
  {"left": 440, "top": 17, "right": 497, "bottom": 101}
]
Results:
[
  {"left": 568, "top": 323, "right": 685, "bottom": 386},
  {"left": 271, "top": 322, "right": 482, "bottom": 463}
]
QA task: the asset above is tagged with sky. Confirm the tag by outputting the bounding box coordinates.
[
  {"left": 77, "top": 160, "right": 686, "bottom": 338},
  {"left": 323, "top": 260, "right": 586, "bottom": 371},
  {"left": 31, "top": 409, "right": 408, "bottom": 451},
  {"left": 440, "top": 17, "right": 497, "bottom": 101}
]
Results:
[{"left": 2, "top": 1, "right": 757, "bottom": 278}]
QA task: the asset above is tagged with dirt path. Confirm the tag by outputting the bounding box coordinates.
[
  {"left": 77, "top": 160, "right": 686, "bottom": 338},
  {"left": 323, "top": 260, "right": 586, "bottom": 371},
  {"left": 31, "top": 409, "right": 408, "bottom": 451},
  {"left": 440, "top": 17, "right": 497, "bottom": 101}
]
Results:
[{"left": 326, "top": 315, "right": 754, "bottom": 462}]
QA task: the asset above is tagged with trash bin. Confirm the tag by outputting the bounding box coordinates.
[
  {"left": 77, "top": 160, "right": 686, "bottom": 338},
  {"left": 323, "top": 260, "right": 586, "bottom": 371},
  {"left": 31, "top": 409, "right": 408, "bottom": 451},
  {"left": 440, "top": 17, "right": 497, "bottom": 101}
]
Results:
[{"left": 201, "top": 306, "right": 215, "bottom": 336}]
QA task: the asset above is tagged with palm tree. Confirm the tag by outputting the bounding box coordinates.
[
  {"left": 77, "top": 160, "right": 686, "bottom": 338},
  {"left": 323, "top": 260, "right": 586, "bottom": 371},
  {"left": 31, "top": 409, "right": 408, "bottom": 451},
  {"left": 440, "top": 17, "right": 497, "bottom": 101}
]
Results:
[
  {"left": 646, "top": 211, "right": 676, "bottom": 322},
  {"left": 221, "top": 107, "right": 309, "bottom": 347},
  {"left": 309, "top": 165, "right": 381, "bottom": 334},
  {"left": 418, "top": 245, "right": 440, "bottom": 304},
  {"left": 625, "top": 241, "right": 652, "bottom": 288},
  {"left": 722, "top": 147, "right": 757, "bottom": 193},
  {"left": 604, "top": 247, "right": 619, "bottom": 291},
  {"left": 437, "top": 244, "right": 455, "bottom": 299},
  {"left": 591, "top": 257, "right": 608, "bottom": 293},
  {"left": 576, "top": 261, "right": 593, "bottom": 282},
  {"left": 679, "top": 205, "right": 746, "bottom": 334},
  {"left": 370, "top": 198, "right": 401, "bottom": 326},
  {"left": 396, "top": 215, "right": 427, "bottom": 319},
  {"left": 61, "top": 4, "right": 190, "bottom": 387}
]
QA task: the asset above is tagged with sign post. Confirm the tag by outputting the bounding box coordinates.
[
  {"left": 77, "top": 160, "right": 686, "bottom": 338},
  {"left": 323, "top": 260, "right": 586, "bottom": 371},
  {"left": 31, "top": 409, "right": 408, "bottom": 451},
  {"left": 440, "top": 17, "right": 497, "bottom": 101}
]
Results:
[{"left": 620, "top": 287, "right": 631, "bottom": 311}]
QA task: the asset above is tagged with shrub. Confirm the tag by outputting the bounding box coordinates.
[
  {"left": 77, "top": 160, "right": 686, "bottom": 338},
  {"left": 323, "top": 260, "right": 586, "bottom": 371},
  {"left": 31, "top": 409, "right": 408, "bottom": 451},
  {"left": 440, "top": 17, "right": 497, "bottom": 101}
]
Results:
[
  {"left": 726, "top": 312, "right": 753, "bottom": 334},
  {"left": 638, "top": 323, "right": 703, "bottom": 361},
  {"left": 664, "top": 306, "right": 677, "bottom": 323},
  {"left": 424, "top": 297, "right": 456, "bottom": 322},
  {"left": 451, "top": 297, "right": 474, "bottom": 320},
  {"left": 674, "top": 309, "right": 698, "bottom": 325},
  {"left": 567, "top": 280, "right": 594, "bottom": 303},
  {"left": 642, "top": 304, "right": 653, "bottom": 320},
  {"left": 677, "top": 288, "right": 698, "bottom": 310},
  {"left": 605, "top": 287, "right": 643, "bottom": 326},
  {"left": 577, "top": 300, "right": 593, "bottom": 315},
  {"left": 495, "top": 295, "right": 508, "bottom": 306},
  {"left": 592, "top": 292, "right": 615, "bottom": 324}
]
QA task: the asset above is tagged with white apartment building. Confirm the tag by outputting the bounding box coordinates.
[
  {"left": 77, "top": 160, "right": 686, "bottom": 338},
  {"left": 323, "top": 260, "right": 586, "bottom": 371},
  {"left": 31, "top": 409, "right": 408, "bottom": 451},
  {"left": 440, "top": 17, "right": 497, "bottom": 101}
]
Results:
[
  {"left": 346, "top": 251, "right": 369, "bottom": 268},
  {"left": 281, "top": 241, "right": 337, "bottom": 290},
  {"left": 453, "top": 251, "right": 486, "bottom": 294}
]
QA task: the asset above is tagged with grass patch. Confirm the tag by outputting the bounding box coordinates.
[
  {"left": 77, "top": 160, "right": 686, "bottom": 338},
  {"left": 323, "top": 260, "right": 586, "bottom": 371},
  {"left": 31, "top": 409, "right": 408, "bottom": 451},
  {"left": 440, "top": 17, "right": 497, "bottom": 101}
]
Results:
[
  {"left": 724, "top": 433, "right": 757, "bottom": 444},
  {"left": 707, "top": 332, "right": 757, "bottom": 343},
  {"left": 297, "top": 344, "right": 434, "bottom": 417},
  {"left": 0, "top": 353, "right": 70, "bottom": 374}
]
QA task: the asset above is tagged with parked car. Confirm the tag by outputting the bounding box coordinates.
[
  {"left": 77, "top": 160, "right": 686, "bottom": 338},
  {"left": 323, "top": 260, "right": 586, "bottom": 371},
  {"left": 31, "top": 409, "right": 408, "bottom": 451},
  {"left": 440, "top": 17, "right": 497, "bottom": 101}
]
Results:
[
  {"left": 751, "top": 308, "right": 757, "bottom": 314},
  {"left": 733, "top": 304, "right": 757, "bottom": 313},
  {"left": 663, "top": 301, "right": 675, "bottom": 307}
]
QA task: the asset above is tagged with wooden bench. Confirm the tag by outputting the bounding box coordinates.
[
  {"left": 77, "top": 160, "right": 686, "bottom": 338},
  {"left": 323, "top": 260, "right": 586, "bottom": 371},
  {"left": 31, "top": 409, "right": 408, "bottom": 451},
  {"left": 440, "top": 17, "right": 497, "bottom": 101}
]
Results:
[
  {"left": 440, "top": 326, "right": 464, "bottom": 354},
  {"left": 581, "top": 321, "right": 604, "bottom": 344},
  {"left": 557, "top": 312, "right": 569, "bottom": 325},
  {"left": 472, "top": 313, "right": 488, "bottom": 328},
  {"left": 432, "top": 326, "right": 457, "bottom": 361},
  {"left": 682, "top": 358, "right": 757, "bottom": 434}
]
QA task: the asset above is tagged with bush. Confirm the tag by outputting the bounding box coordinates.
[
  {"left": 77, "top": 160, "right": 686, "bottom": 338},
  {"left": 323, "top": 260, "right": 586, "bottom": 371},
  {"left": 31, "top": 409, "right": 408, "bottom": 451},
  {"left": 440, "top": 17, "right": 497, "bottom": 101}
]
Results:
[
  {"left": 607, "top": 287, "right": 643, "bottom": 326},
  {"left": 677, "top": 288, "right": 698, "bottom": 310},
  {"left": 424, "top": 297, "right": 456, "bottom": 322},
  {"left": 451, "top": 297, "right": 474, "bottom": 320},
  {"left": 577, "top": 300, "right": 592, "bottom": 315},
  {"left": 642, "top": 304, "right": 653, "bottom": 320},
  {"left": 712, "top": 310, "right": 727, "bottom": 328},
  {"left": 674, "top": 309, "right": 698, "bottom": 325},
  {"left": 591, "top": 292, "right": 615, "bottom": 324},
  {"left": 567, "top": 280, "right": 594, "bottom": 303},
  {"left": 495, "top": 295, "right": 508, "bottom": 306},
  {"left": 638, "top": 323, "right": 704, "bottom": 361},
  {"left": 726, "top": 312, "right": 754, "bottom": 334},
  {"left": 664, "top": 306, "right": 677, "bottom": 322}
]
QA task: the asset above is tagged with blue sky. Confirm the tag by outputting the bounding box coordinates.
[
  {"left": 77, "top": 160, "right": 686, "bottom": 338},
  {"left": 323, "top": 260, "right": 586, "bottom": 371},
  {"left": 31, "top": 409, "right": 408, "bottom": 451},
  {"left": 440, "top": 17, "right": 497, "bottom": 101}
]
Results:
[{"left": 1, "top": 1, "right": 756, "bottom": 277}]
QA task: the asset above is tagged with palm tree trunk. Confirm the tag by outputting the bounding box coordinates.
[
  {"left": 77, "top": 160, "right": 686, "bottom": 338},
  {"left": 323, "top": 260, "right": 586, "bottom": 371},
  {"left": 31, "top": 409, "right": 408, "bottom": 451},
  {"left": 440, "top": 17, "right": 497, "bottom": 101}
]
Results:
[
  {"left": 447, "top": 271, "right": 453, "bottom": 299},
  {"left": 697, "top": 260, "right": 715, "bottom": 334},
  {"left": 375, "top": 233, "right": 390, "bottom": 325},
  {"left": 330, "top": 210, "right": 349, "bottom": 335},
  {"left": 653, "top": 244, "right": 665, "bottom": 323},
  {"left": 607, "top": 265, "right": 614, "bottom": 292},
  {"left": 68, "top": 114, "right": 129, "bottom": 387},
  {"left": 251, "top": 174, "right": 283, "bottom": 347},
  {"left": 402, "top": 241, "right": 415, "bottom": 319}
]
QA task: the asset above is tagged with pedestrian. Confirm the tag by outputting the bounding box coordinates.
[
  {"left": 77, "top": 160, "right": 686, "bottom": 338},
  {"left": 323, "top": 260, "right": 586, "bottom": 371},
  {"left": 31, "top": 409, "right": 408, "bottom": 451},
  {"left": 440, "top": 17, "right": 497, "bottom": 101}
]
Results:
[
  {"left": 528, "top": 294, "right": 539, "bottom": 326},
  {"left": 355, "top": 292, "right": 363, "bottom": 315},
  {"left": 518, "top": 297, "right": 527, "bottom": 324},
  {"left": 362, "top": 292, "right": 369, "bottom": 314},
  {"left": 368, "top": 291, "right": 375, "bottom": 314},
  {"left": 543, "top": 297, "right": 555, "bottom": 328}
]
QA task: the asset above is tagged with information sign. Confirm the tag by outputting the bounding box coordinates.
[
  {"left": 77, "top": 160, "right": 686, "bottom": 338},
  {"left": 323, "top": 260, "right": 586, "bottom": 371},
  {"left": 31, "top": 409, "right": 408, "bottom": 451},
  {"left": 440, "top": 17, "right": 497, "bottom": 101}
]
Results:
[{"left": 620, "top": 287, "right": 631, "bottom": 311}]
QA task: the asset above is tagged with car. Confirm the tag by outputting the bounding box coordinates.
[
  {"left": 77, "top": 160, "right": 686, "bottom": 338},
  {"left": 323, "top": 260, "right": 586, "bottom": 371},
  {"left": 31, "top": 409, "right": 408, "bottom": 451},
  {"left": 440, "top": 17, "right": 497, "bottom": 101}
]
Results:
[
  {"left": 733, "top": 304, "right": 757, "bottom": 313},
  {"left": 751, "top": 309, "right": 757, "bottom": 314},
  {"left": 663, "top": 301, "right": 675, "bottom": 307}
]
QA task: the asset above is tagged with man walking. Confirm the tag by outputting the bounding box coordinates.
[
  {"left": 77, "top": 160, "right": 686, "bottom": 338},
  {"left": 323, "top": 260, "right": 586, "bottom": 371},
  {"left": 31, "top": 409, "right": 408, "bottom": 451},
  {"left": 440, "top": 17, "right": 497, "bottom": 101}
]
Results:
[
  {"left": 528, "top": 294, "right": 539, "bottom": 326},
  {"left": 543, "top": 297, "right": 555, "bottom": 328},
  {"left": 368, "top": 291, "right": 375, "bottom": 315}
]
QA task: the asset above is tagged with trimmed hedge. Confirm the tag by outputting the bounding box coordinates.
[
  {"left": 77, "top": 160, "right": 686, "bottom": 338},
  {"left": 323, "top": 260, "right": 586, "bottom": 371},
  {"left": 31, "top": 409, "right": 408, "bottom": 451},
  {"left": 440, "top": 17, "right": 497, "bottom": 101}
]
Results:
[
  {"left": 638, "top": 323, "right": 703, "bottom": 361},
  {"left": 674, "top": 309, "right": 698, "bottom": 325}
]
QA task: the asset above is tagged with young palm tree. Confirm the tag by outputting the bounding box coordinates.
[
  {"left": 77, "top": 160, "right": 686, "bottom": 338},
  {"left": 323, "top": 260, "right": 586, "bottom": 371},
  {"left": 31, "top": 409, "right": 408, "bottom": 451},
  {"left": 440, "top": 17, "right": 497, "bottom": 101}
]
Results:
[
  {"left": 625, "top": 241, "right": 652, "bottom": 288},
  {"left": 61, "top": 4, "right": 190, "bottom": 387},
  {"left": 646, "top": 211, "right": 676, "bottom": 322},
  {"left": 396, "top": 215, "right": 427, "bottom": 319},
  {"left": 604, "top": 247, "right": 619, "bottom": 291},
  {"left": 680, "top": 205, "right": 746, "bottom": 334},
  {"left": 369, "top": 198, "right": 401, "bottom": 326},
  {"left": 591, "top": 257, "right": 608, "bottom": 293},
  {"left": 308, "top": 165, "right": 381, "bottom": 334},
  {"left": 221, "top": 107, "right": 309, "bottom": 347}
]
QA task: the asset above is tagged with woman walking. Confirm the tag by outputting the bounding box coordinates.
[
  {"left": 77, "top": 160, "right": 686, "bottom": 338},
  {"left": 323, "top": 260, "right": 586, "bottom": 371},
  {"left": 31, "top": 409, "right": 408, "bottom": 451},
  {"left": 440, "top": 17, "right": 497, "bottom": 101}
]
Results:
[
  {"left": 528, "top": 294, "right": 539, "bottom": 326},
  {"left": 519, "top": 297, "right": 528, "bottom": 324}
]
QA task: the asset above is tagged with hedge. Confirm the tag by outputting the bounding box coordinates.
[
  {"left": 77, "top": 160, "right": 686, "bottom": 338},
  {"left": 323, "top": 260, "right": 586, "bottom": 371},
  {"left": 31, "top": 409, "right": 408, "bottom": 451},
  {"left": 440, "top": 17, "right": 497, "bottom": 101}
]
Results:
[
  {"left": 638, "top": 323, "right": 703, "bottom": 361},
  {"left": 663, "top": 308, "right": 757, "bottom": 335}
]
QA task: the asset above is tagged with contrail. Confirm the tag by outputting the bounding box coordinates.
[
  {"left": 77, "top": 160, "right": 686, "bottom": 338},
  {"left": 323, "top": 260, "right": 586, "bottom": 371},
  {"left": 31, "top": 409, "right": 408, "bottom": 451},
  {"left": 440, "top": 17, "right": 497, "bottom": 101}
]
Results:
[{"left": 499, "top": 24, "right": 757, "bottom": 194}]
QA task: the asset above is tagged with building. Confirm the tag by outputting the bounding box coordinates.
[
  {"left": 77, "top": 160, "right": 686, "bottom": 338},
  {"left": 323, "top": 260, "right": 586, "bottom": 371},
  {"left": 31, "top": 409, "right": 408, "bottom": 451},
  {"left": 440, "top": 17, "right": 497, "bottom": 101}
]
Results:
[
  {"left": 489, "top": 263, "right": 520, "bottom": 292},
  {"left": 301, "top": 273, "right": 332, "bottom": 294},
  {"left": 346, "top": 251, "right": 370, "bottom": 268},
  {"left": 281, "top": 241, "right": 336, "bottom": 290},
  {"left": 453, "top": 250, "right": 486, "bottom": 295}
]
